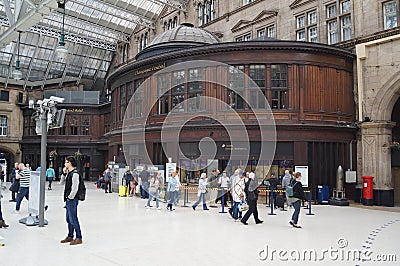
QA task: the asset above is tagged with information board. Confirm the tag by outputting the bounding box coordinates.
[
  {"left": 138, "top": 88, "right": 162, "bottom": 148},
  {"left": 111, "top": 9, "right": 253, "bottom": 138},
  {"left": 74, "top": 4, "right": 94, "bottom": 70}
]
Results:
[
  {"left": 294, "top": 166, "right": 309, "bottom": 188},
  {"left": 28, "top": 171, "right": 40, "bottom": 215}
]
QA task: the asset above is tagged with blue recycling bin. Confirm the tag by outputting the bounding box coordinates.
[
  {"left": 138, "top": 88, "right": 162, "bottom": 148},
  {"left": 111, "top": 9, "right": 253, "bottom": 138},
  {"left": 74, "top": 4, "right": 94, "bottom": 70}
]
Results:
[{"left": 317, "top": 185, "right": 329, "bottom": 204}]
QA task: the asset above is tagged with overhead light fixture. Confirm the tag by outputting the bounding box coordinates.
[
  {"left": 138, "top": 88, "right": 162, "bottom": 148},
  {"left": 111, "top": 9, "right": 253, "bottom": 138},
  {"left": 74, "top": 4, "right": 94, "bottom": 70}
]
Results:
[
  {"left": 12, "top": 31, "right": 22, "bottom": 80},
  {"left": 55, "top": 2, "right": 68, "bottom": 60}
]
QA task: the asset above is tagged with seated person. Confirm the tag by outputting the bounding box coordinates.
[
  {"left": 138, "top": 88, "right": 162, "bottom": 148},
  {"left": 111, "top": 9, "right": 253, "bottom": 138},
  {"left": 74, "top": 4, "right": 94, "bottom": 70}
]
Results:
[{"left": 96, "top": 174, "right": 105, "bottom": 188}]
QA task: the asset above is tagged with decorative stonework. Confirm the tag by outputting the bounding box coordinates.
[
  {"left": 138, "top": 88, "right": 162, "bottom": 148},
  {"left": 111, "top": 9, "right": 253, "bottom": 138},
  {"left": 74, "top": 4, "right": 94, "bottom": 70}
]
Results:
[{"left": 360, "top": 121, "right": 395, "bottom": 190}]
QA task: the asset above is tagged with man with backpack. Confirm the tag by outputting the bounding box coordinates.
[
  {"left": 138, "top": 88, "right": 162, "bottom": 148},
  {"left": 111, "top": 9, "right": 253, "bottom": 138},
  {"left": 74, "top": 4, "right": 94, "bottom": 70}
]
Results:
[{"left": 60, "top": 156, "right": 85, "bottom": 245}]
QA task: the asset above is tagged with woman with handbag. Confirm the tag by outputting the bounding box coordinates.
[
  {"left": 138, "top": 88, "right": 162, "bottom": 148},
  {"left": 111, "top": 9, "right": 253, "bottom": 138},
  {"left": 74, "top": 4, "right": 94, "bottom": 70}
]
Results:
[
  {"left": 233, "top": 171, "right": 246, "bottom": 222},
  {"left": 288, "top": 172, "right": 307, "bottom": 228},
  {"left": 146, "top": 172, "right": 162, "bottom": 209},
  {"left": 192, "top": 173, "right": 209, "bottom": 210},
  {"left": 241, "top": 172, "right": 263, "bottom": 225}
]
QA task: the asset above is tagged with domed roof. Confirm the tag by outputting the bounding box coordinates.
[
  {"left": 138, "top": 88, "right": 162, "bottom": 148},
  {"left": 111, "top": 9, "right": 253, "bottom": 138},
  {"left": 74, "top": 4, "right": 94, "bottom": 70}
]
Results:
[
  {"left": 150, "top": 23, "right": 220, "bottom": 46},
  {"left": 136, "top": 23, "right": 220, "bottom": 60}
]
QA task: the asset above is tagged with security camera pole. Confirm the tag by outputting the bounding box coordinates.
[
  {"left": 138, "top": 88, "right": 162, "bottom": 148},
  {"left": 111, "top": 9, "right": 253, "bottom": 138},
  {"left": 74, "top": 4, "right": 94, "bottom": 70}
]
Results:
[{"left": 29, "top": 97, "right": 66, "bottom": 227}]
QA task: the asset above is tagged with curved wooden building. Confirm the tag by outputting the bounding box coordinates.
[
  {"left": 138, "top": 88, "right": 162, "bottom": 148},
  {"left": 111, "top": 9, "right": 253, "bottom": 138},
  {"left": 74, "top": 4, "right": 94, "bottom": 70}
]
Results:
[{"left": 107, "top": 25, "right": 356, "bottom": 198}]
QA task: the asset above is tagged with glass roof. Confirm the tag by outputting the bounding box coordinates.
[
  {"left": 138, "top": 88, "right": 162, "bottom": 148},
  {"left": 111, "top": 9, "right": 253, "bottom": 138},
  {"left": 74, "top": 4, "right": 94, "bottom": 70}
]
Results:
[{"left": 0, "top": 0, "right": 184, "bottom": 89}]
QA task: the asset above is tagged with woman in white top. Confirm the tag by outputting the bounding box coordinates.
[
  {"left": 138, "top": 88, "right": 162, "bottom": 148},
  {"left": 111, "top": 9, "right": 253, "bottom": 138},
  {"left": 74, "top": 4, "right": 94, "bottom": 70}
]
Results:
[
  {"left": 146, "top": 172, "right": 162, "bottom": 209},
  {"left": 216, "top": 171, "right": 230, "bottom": 205},
  {"left": 192, "top": 173, "right": 209, "bottom": 210}
]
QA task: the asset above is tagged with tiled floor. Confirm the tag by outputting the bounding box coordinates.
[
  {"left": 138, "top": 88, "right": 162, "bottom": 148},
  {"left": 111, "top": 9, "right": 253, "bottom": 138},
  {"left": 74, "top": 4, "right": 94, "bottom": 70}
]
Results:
[{"left": 1, "top": 183, "right": 399, "bottom": 266}]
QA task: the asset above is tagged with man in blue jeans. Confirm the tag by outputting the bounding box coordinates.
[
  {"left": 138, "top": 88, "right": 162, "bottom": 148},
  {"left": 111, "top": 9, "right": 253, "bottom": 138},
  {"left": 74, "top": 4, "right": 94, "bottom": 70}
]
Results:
[{"left": 60, "top": 156, "right": 83, "bottom": 245}]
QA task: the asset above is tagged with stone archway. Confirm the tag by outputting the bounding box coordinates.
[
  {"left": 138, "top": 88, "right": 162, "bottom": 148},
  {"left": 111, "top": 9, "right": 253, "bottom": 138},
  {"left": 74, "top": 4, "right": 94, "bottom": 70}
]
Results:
[
  {"left": 360, "top": 71, "right": 400, "bottom": 206},
  {"left": 0, "top": 145, "right": 18, "bottom": 181},
  {"left": 391, "top": 97, "right": 400, "bottom": 206}
]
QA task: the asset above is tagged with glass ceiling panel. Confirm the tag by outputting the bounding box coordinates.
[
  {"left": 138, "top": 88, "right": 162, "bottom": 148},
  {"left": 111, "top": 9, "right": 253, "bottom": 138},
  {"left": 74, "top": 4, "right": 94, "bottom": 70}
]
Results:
[
  {"left": 1, "top": 0, "right": 172, "bottom": 87},
  {"left": 31, "top": 59, "right": 49, "bottom": 72},
  {"left": 28, "top": 70, "right": 45, "bottom": 82},
  {"left": 20, "top": 44, "right": 36, "bottom": 58},
  {"left": 0, "top": 65, "right": 9, "bottom": 78},
  {"left": 0, "top": 53, "right": 11, "bottom": 65}
]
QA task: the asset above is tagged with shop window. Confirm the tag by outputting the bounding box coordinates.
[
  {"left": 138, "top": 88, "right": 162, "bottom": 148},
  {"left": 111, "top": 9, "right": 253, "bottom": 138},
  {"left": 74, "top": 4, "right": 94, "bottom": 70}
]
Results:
[
  {"left": 271, "top": 64, "right": 288, "bottom": 110},
  {"left": 172, "top": 70, "right": 185, "bottom": 112},
  {"left": 81, "top": 115, "right": 90, "bottom": 135},
  {"left": 157, "top": 73, "right": 170, "bottom": 115},
  {"left": 69, "top": 116, "right": 78, "bottom": 135},
  {"left": 249, "top": 65, "right": 266, "bottom": 109},
  {"left": 187, "top": 68, "right": 204, "bottom": 112},
  {"left": 227, "top": 65, "right": 245, "bottom": 110},
  {"left": 133, "top": 79, "right": 143, "bottom": 117}
]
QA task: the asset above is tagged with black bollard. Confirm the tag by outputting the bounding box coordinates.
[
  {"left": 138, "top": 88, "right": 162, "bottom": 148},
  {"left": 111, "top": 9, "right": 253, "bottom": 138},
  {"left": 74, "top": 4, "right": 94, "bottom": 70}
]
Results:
[
  {"left": 268, "top": 190, "right": 276, "bottom": 215},
  {"left": 306, "top": 191, "right": 315, "bottom": 215},
  {"left": 219, "top": 187, "right": 227, "bottom": 213}
]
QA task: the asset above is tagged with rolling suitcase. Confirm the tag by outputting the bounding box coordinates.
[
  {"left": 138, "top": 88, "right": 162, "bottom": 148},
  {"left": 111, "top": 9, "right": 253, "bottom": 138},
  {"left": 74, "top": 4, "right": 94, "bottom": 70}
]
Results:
[
  {"left": 119, "top": 185, "right": 128, "bottom": 197},
  {"left": 275, "top": 194, "right": 285, "bottom": 208}
]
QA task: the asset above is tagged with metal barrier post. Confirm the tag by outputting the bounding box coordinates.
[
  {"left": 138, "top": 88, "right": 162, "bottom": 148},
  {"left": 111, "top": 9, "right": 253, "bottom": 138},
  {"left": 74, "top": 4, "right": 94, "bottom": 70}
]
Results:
[
  {"left": 268, "top": 190, "right": 276, "bottom": 215},
  {"left": 281, "top": 190, "right": 287, "bottom": 211},
  {"left": 181, "top": 183, "right": 189, "bottom": 207},
  {"left": 306, "top": 191, "right": 315, "bottom": 215},
  {"left": 219, "top": 188, "right": 227, "bottom": 213}
]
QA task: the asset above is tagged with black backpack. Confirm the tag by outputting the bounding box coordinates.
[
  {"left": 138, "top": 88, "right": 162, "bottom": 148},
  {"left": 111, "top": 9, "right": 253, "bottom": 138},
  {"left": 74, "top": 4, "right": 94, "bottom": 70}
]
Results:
[{"left": 72, "top": 169, "right": 86, "bottom": 201}]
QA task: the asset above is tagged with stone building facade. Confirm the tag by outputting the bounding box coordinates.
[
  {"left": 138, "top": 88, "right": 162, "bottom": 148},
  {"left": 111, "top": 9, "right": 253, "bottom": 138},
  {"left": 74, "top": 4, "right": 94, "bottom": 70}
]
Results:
[{"left": 0, "top": 86, "right": 24, "bottom": 177}]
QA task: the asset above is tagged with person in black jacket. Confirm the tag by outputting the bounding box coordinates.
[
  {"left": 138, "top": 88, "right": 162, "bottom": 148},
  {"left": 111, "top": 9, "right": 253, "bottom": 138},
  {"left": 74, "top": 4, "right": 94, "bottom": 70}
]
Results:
[
  {"left": 241, "top": 172, "right": 263, "bottom": 225},
  {"left": 288, "top": 172, "right": 307, "bottom": 228},
  {"left": 60, "top": 156, "right": 83, "bottom": 245}
]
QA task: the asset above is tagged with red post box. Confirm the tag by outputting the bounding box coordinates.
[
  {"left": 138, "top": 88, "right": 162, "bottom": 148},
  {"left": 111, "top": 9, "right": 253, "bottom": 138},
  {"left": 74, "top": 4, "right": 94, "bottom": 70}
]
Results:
[{"left": 362, "top": 176, "right": 374, "bottom": 206}]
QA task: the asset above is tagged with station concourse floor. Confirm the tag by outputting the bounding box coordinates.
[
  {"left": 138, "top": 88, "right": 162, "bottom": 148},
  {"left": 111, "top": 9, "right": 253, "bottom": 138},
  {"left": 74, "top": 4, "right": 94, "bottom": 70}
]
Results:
[{"left": 1, "top": 183, "right": 400, "bottom": 266}]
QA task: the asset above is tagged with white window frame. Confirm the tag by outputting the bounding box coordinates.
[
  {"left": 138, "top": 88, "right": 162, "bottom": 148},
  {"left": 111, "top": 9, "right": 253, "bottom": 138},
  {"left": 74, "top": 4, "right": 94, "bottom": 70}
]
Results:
[
  {"left": 244, "top": 33, "right": 252, "bottom": 41},
  {"left": 328, "top": 20, "right": 338, "bottom": 44},
  {"left": 308, "top": 26, "right": 318, "bottom": 42},
  {"left": 340, "top": 0, "right": 351, "bottom": 14},
  {"left": 383, "top": 1, "right": 398, "bottom": 29},
  {"left": 0, "top": 115, "right": 7, "bottom": 136},
  {"left": 327, "top": 4, "right": 337, "bottom": 18},
  {"left": 341, "top": 15, "right": 352, "bottom": 41},
  {"left": 267, "top": 25, "right": 276, "bottom": 38},
  {"left": 257, "top": 29, "right": 265, "bottom": 37},
  {"left": 297, "top": 30, "right": 306, "bottom": 41},
  {"left": 296, "top": 9, "right": 317, "bottom": 42},
  {"left": 308, "top": 11, "right": 317, "bottom": 24},
  {"left": 296, "top": 15, "right": 305, "bottom": 28}
]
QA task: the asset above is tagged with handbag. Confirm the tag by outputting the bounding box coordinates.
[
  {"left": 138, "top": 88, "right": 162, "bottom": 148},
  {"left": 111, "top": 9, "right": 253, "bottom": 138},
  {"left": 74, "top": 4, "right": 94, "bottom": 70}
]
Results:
[
  {"left": 238, "top": 200, "right": 249, "bottom": 212},
  {"left": 9, "top": 180, "right": 20, "bottom": 193},
  {"left": 149, "top": 186, "right": 157, "bottom": 195}
]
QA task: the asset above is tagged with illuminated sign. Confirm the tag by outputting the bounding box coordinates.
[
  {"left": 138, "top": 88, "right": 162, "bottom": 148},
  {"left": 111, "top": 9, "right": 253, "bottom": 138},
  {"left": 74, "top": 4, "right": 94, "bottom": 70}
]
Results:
[{"left": 134, "top": 62, "right": 166, "bottom": 75}]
